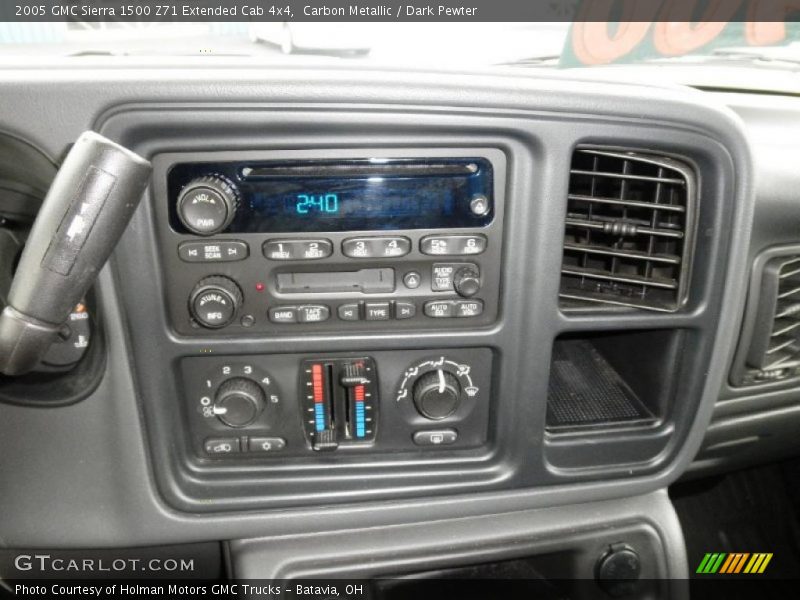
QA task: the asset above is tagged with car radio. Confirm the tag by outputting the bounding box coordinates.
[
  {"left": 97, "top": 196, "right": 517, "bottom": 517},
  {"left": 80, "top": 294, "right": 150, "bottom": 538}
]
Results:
[{"left": 151, "top": 148, "right": 505, "bottom": 335}]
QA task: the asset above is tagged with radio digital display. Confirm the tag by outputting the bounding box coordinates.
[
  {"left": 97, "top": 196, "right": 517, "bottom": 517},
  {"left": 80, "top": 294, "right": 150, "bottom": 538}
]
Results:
[
  {"left": 168, "top": 158, "right": 493, "bottom": 233},
  {"left": 293, "top": 194, "right": 339, "bottom": 215}
]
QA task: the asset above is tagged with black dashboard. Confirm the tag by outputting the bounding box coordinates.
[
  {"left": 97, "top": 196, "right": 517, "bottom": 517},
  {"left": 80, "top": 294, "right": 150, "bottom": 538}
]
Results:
[{"left": 2, "top": 63, "right": 797, "bottom": 589}]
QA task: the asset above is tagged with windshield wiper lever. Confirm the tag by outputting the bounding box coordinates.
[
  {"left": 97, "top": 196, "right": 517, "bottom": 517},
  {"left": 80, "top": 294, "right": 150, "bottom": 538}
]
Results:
[{"left": 0, "top": 131, "right": 151, "bottom": 376}]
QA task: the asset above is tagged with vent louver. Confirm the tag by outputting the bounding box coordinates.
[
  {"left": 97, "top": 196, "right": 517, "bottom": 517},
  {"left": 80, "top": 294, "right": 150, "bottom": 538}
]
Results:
[
  {"left": 742, "top": 255, "right": 800, "bottom": 385},
  {"left": 560, "top": 148, "right": 696, "bottom": 312}
]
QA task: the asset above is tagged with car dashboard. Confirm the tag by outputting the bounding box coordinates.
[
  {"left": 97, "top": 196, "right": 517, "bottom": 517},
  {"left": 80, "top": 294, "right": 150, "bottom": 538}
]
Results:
[{"left": 2, "top": 61, "right": 797, "bottom": 593}]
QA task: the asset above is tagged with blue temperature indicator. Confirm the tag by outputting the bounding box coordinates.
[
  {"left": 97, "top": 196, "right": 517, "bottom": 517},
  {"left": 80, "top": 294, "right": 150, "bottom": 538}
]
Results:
[{"left": 296, "top": 193, "right": 339, "bottom": 215}]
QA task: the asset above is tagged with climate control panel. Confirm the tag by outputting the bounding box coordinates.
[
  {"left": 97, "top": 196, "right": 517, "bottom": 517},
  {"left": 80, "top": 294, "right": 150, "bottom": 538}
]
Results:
[
  {"left": 180, "top": 348, "right": 492, "bottom": 460},
  {"left": 301, "top": 357, "right": 379, "bottom": 449}
]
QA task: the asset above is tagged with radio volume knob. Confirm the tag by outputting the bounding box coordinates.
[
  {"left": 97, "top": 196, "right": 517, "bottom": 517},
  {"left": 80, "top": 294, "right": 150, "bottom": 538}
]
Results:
[
  {"left": 189, "top": 275, "right": 242, "bottom": 329},
  {"left": 177, "top": 174, "right": 240, "bottom": 235}
]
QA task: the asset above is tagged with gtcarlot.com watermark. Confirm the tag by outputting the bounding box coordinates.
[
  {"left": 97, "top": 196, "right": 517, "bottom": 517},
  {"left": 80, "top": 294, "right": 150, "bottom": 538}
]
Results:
[{"left": 14, "top": 554, "right": 195, "bottom": 574}]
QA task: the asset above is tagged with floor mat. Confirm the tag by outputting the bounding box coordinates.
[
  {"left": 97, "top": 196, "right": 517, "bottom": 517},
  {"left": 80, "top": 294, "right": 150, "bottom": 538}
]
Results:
[{"left": 671, "top": 458, "right": 800, "bottom": 581}]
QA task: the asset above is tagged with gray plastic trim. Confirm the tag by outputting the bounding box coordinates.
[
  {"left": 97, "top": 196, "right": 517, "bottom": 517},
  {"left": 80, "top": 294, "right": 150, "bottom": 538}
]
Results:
[
  {"left": 231, "top": 490, "right": 689, "bottom": 593},
  {"left": 0, "top": 66, "right": 754, "bottom": 546}
]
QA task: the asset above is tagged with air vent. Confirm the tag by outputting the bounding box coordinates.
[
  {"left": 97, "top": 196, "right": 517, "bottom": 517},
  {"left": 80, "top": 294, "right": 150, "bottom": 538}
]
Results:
[
  {"left": 741, "top": 255, "right": 800, "bottom": 385},
  {"left": 560, "top": 148, "right": 696, "bottom": 312}
]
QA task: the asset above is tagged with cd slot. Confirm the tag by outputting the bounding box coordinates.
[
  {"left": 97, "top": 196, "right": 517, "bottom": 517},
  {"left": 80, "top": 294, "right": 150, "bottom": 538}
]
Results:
[
  {"left": 276, "top": 268, "right": 395, "bottom": 294},
  {"left": 240, "top": 161, "right": 477, "bottom": 180}
]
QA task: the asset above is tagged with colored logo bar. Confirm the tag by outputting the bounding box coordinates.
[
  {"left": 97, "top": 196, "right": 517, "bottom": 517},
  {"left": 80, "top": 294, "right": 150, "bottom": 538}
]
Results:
[{"left": 696, "top": 553, "right": 773, "bottom": 574}]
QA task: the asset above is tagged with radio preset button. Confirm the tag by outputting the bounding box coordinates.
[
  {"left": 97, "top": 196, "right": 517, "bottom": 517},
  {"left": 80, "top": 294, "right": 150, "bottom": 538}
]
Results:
[
  {"left": 342, "top": 236, "right": 411, "bottom": 259},
  {"left": 395, "top": 302, "right": 416, "bottom": 320},
  {"left": 269, "top": 306, "right": 298, "bottom": 324},
  {"left": 424, "top": 300, "right": 455, "bottom": 318},
  {"left": 297, "top": 305, "right": 331, "bottom": 323},
  {"left": 263, "top": 239, "right": 333, "bottom": 261},
  {"left": 338, "top": 304, "right": 361, "bottom": 321},
  {"left": 365, "top": 302, "right": 391, "bottom": 321},
  {"left": 455, "top": 299, "right": 484, "bottom": 317},
  {"left": 178, "top": 240, "right": 249, "bottom": 263},
  {"left": 420, "top": 234, "right": 487, "bottom": 256}
]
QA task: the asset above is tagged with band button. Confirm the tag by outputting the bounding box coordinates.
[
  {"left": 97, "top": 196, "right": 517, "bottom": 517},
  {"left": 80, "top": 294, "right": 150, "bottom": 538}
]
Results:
[{"left": 268, "top": 306, "right": 298, "bottom": 324}]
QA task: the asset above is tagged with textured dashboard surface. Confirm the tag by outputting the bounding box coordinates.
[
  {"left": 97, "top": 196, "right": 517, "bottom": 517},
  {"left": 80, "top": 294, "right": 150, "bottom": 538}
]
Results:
[{"left": 0, "top": 64, "right": 754, "bottom": 546}]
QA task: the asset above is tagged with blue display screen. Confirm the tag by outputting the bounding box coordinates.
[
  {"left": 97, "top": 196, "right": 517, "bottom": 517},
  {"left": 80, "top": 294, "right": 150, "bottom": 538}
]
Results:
[
  {"left": 169, "top": 158, "right": 493, "bottom": 233},
  {"left": 294, "top": 194, "right": 339, "bottom": 214}
]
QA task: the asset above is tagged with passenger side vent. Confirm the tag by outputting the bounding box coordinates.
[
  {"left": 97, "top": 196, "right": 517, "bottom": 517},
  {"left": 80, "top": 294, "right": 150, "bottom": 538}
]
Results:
[
  {"left": 560, "top": 148, "right": 696, "bottom": 312},
  {"left": 740, "top": 255, "right": 800, "bottom": 385}
]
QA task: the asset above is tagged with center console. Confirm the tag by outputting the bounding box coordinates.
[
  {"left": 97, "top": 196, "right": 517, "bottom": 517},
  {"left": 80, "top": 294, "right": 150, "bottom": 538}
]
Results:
[
  {"left": 71, "top": 63, "right": 750, "bottom": 524},
  {"left": 151, "top": 148, "right": 504, "bottom": 461}
]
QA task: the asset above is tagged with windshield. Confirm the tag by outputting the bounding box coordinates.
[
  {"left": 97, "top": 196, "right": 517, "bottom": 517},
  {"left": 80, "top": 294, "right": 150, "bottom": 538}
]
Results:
[{"left": 1, "top": 13, "right": 800, "bottom": 71}]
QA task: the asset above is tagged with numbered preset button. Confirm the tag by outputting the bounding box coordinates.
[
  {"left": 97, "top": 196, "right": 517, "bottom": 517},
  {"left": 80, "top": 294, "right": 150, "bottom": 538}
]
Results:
[
  {"left": 420, "top": 234, "right": 487, "bottom": 256},
  {"left": 342, "top": 236, "right": 411, "bottom": 259},
  {"left": 263, "top": 239, "right": 333, "bottom": 260}
]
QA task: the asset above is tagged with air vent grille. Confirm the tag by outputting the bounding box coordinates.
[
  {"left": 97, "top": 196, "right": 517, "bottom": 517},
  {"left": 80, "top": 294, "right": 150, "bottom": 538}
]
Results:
[
  {"left": 742, "top": 255, "right": 800, "bottom": 385},
  {"left": 560, "top": 148, "right": 696, "bottom": 312}
]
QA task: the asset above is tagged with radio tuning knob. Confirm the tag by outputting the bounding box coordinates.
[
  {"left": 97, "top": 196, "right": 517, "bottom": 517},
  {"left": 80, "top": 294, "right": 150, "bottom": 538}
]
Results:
[
  {"left": 413, "top": 369, "right": 461, "bottom": 420},
  {"left": 453, "top": 266, "right": 481, "bottom": 298},
  {"left": 214, "top": 377, "right": 264, "bottom": 428},
  {"left": 176, "top": 174, "right": 240, "bottom": 236},
  {"left": 189, "top": 275, "right": 242, "bottom": 329}
]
